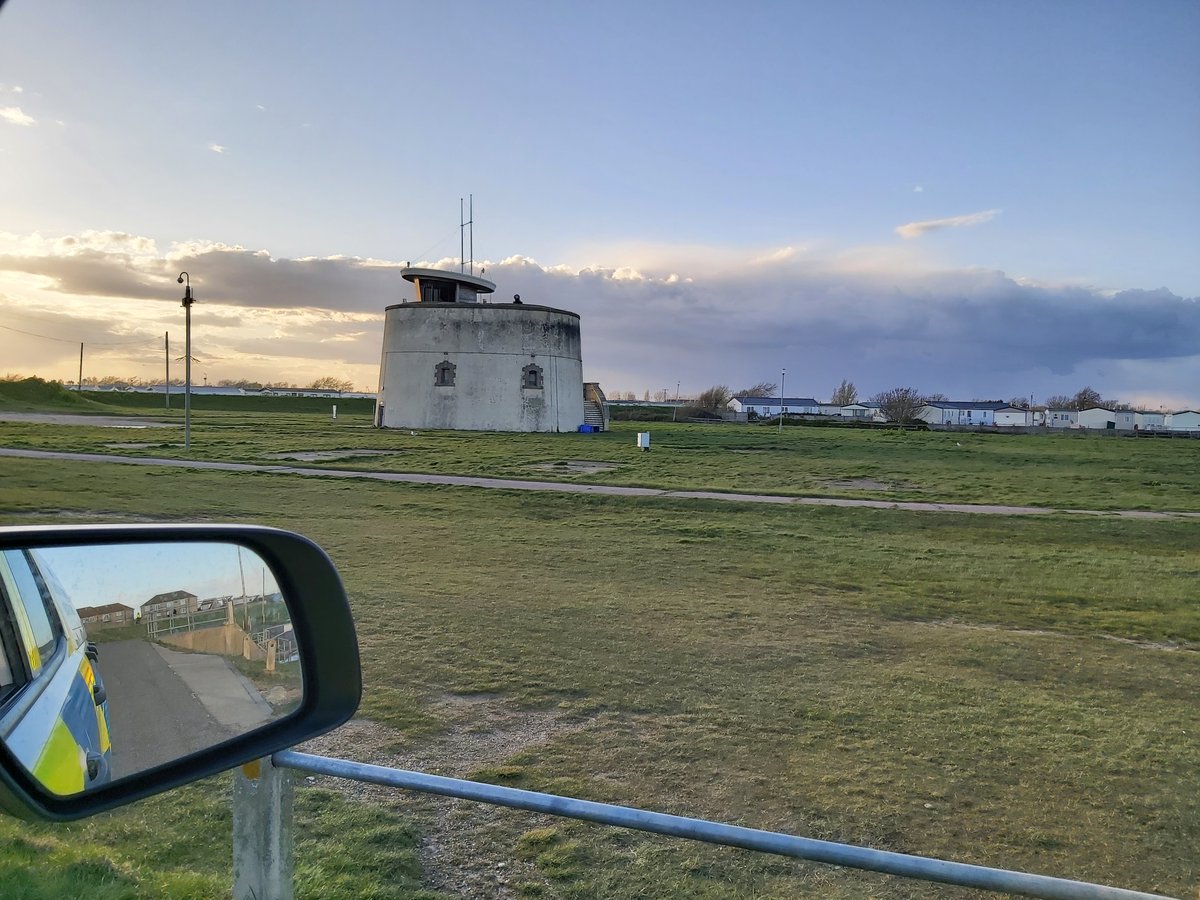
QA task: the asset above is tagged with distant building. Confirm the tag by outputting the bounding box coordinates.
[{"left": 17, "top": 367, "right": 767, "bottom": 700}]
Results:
[
  {"left": 1167, "top": 410, "right": 1200, "bottom": 430},
  {"left": 729, "top": 396, "right": 820, "bottom": 416},
  {"left": 141, "top": 590, "right": 199, "bottom": 620},
  {"left": 917, "top": 401, "right": 1010, "bottom": 426},
  {"left": 1047, "top": 408, "right": 1078, "bottom": 428},
  {"left": 77, "top": 603, "right": 135, "bottom": 628}
]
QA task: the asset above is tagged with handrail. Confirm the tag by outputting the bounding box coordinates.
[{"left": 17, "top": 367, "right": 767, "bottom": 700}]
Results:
[{"left": 272, "top": 750, "right": 1170, "bottom": 899}]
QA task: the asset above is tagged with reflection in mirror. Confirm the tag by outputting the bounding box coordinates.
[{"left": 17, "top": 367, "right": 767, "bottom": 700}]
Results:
[{"left": 0, "top": 542, "right": 302, "bottom": 796}]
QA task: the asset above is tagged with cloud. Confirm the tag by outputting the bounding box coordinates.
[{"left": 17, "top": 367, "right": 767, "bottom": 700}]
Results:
[
  {"left": 913, "top": 185, "right": 924, "bottom": 193},
  {"left": 209, "top": 143, "right": 227, "bottom": 153},
  {"left": 0, "top": 229, "right": 1196, "bottom": 406},
  {"left": 895, "top": 208, "right": 1001, "bottom": 239},
  {"left": 0, "top": 107, "right": 35, "bottom": 127}
]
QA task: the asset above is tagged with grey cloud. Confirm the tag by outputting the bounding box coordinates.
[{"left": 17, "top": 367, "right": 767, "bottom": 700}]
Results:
[{"left": 2, "top": 236, "right": 1197, "bottom": 402}]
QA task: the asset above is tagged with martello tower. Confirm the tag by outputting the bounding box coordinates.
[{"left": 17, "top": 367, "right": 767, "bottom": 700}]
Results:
[{"left": 374, "top": 266, "right": 587, "bottom": 432}]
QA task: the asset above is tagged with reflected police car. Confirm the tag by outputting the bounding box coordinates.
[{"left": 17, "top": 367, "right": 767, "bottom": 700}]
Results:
[{"left": 0, "top": 549, "right": 111, "bottom": 793}]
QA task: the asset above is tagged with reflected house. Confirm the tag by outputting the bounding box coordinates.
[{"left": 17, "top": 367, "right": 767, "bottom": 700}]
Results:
[
  {"left": 141, "top": 589, "right": 200, "bottom": 621},
  {"left": 77, "top": 603, "right": 135, "bottom": 629}
]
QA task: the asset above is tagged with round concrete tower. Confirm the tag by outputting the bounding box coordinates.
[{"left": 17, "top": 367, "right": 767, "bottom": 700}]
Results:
[{"left": 375, "top": 267, "right": 586, "bottom": 432}]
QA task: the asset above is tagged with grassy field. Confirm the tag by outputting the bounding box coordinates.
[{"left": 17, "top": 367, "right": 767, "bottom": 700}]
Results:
[
  {"left": 1, "top": 390, "right": 1199, "bottom": 512},
  {"left": 0, "top": 444, "right": 1196, "bottom": 898}
]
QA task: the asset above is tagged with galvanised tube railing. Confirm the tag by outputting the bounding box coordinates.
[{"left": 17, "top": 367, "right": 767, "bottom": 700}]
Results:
[{"left": 272, "top": 750, "right": 1170, "bottom": 900}]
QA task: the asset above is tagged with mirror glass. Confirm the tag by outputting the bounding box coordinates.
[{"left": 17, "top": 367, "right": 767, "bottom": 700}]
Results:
[{"left": 0, "top": 542, "right": 302, "bottom": 796}]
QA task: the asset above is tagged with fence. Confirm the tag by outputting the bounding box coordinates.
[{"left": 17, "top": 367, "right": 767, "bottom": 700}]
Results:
[{"left": 230, "top": 752, "right": 1173, "bottom": 900}]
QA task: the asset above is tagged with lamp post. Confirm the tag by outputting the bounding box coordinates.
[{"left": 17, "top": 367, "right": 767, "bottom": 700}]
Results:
[
  {"left": 778, "top": 368, "right": 786, "bottom": 433},
  {"left": 178, "top": 272, "right": 194, "bottom": 451}
]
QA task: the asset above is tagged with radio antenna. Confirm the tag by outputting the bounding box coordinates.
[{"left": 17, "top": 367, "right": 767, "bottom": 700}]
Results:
[{"left": 459, "top": 195, "right": 474, "bottom": 275}]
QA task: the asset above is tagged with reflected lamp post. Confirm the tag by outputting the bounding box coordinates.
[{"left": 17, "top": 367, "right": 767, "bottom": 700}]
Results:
[{"left": 178, "top": 273, "right": 195, "bottom": 451}]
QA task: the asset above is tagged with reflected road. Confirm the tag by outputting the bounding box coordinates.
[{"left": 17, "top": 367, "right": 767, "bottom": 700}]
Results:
[{"left": 100, "top": 640, "right": 271, "bottom": 780}]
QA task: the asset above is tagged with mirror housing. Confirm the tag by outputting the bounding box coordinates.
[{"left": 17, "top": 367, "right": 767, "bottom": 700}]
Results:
[{"left": 0, "top": 524, "right": 360, "bottom": 821}]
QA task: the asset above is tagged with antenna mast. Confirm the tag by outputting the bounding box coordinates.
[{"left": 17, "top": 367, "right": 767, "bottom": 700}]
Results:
[{"left": 459, "top": 194, "right": 474, "bottom": 275}]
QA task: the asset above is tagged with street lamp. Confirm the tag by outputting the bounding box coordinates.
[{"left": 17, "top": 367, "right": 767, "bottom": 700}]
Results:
[
  {"left": 178, "top": 273, "right": 194, "bottom": 451},
  {"left": 778, "top": 368, "right": 786, "bottom": 433}
]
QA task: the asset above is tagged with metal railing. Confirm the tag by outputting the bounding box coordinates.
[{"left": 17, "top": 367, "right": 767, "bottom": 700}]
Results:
[{"left": 228, "top": 751, "right": 1173, "bottom": 900}]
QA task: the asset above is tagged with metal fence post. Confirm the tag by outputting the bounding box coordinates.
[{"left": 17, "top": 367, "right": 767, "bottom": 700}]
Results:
[{"left": 233, "top": 757, "right": 294, "bottom": 900}]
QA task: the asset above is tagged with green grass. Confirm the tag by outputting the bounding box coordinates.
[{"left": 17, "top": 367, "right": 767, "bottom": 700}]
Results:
[
  {"left": 0, "top": 377, "right": 112, "bottom": 412},
  {"left": 2, "top": 391, "right": 1197, "bottom": 511},
  {"left": 0, "top": 453, "right": 1196, "bottom": 897},
  {"left": 0, "top": 775, "right": 442, "bottom": 899}
]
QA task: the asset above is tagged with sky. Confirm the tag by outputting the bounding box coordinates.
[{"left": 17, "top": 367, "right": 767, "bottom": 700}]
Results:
[
  {"left": 35, "top": 542, "right": 280, "bottom": 611},
  {"left": 0, "top": 1, "right": 1197, "bottom": 407}
]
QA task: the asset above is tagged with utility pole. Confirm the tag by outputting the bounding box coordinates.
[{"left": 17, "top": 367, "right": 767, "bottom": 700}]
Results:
[
  {"left": 672, "top": 381, "right": 680, "bottom": 422},
  {"left": 778, "top": 368, "right": 786, "bottom": 433},
  {"left": 178, "top": 273, "right": 195, "bottom": 451},
  {"left": 78, "top": 343, "right": 83, "bottom": 391},
  {"left": 165, "top": 332, "right": 170, "bottom": 409}
]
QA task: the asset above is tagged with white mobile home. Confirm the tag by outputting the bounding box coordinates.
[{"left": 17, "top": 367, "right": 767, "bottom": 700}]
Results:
[
  {"left": 1167, "top": 410, "right": 1200, "bottom": 430},
  {"left": 1135, "top": 411, "right": 1166, "bottom": 431},
  {"left": 730, "top": 396, "right": 820, "bottom": 417},
  {"left": 918, "top": 401, "right": 1009, "bottom": 426}
]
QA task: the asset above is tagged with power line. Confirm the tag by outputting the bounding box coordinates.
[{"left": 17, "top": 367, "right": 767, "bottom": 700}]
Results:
[{"left": 0, "top": 321, "right": 159, "bottom": 347}]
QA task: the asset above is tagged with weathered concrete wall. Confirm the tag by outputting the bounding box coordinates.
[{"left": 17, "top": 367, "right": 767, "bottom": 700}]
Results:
[
  {"left": 377, "top": 303, "right": 586, "bottom": 432},
  {"left": 163, "top": 623, "right": 265, "bottom": 660}
]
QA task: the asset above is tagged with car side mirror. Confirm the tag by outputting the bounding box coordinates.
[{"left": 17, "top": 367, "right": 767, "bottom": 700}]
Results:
[{"left": 0, "top": 524, "right": 360, "bottom": 821}]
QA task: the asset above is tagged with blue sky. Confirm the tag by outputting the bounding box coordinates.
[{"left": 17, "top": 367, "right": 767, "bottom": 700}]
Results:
[
  {"left": 36, "top": 542, "right": 279, "bottom": 611},
  {"left": 0, "top": 1, "right": 1197, "bottom": 406}
]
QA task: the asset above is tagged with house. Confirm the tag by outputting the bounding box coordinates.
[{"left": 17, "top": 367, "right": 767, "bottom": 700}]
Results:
[
  {"left": 729, "top": 396, "right": 820, "bottom": 417},
  {"left": 993, "top": 406, "right": 1032, "bottom": 427},
  {"left": 77, "top": 603, "right": 135, "bottom": 628},
  {"left": 1167, "top": 410, "right": 1200, "bottom": 430},
  {"left": 917, "top": 401, "right": 1010, "bottom": 426},
  {"left": 1135, "top": 411, "right": 1166, "bottom": 431},
  {"left": 1075, "top": 407, "right": 1135, "bottom": 431},
  {"left": 141, "top": 589, "right": 200, "bottom": 620},
  {"left": 1046, "top": 408, "right": 1078, "bottom": 428},
  {"left": 839, "top": 403, "right": 879, "bottom": 420}
]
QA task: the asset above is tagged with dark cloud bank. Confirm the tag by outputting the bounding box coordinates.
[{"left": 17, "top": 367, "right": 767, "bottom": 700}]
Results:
[{"left": 2, "top": 240, "right": 1196, "bottom": 402}]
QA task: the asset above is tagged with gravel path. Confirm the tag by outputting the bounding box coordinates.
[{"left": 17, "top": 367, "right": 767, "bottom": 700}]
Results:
[{"left": 2, "top": 447, "right": 1197, "bottom": 519}]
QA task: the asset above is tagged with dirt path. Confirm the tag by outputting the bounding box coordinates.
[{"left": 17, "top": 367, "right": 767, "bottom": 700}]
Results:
[{"left": 2, "top": 446, "right": 1198, "bottom": 519}]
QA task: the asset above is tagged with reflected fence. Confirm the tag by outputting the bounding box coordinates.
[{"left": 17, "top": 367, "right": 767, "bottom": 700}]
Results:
[{"left": 229, "top": 752, "right": 1172, "bottom": 900}]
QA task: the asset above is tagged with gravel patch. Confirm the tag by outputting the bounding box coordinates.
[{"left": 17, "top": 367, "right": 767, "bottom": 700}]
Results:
[
  {"left": 263, "top": 449, "right": 400, "bottom": 462},
  {"left": 526, "top": 460, "right": 619, "bottom": 475},
  {"left": 297, "top": 696, "right": 594, "bottom": 897}
]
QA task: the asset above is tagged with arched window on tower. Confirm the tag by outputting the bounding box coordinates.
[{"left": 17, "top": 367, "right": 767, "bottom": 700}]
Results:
[
  {"left": 434, "top": 360, "right": 456, "bottom": 387},
  {"left": 522, "top": 363, "right": 544, "bottom": 390}
]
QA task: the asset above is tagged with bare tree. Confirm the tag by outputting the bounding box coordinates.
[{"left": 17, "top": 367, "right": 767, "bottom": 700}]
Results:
[
  {"left": 308, "top": 376, "right": 355, "bottom": 392},
  {"left": 830, "top": 379, "right": 857, "bottom": 405},
  {"left": 923, "top": 392, "right": 949, "bottom": 402},
  {"left": 1008, "top": 397, "right": 1031, "bottom": 409},
  {"left": 652, "top": 388, "right": 670, "bottom": 402},
  {"left": 871, "top": 387, "right": 925, "bottom": 423},
  {"left": 696, "top": 384, "right": 733, "bottom": 411},
  {"left": 737, "top": 381, "right": 778, "bottom": 398},
  {"left": 1045, "top": 394, "right": 1073, "bottom": 409},
  {"left": 1073, "top": 386, "right": 1103, "bottom": 409}
]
